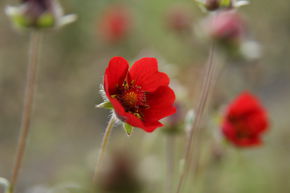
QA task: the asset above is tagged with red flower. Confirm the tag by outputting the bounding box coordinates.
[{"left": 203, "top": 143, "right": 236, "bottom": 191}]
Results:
[
  {"left": 104, "top": 57, "right": 176, "bottom": 132},
  {"left": 99, "top": 5, "right": 131, "bottom": 43},
  {"left": 222, "top": 92, "right": 269, "bottom": 147}
]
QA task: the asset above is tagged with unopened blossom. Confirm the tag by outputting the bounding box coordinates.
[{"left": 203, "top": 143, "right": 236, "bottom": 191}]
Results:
[
  {"left": 6, "top": 0, "right": 76, "bottom": 29},
  {"left": 205, "top": 0, "right": 227, "bottom": 11},
  {"left": 102, "top": 57, "right": 176, "bottom": 132},
  {"left": 166, "top": 6, "right": 192, "bottom": 34},
  {"left": 209, "top": 11, "right": 245, "bottom": 46},
  {"left": 196, "top": 0, "right": 249, "bottom": 11},
  {"left": 221, "top": 92, "right": 269, "bottom": 147}
]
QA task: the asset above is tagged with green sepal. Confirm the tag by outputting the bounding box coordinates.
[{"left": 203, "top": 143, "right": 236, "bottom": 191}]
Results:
[
  {"left": 96, "top": 101, "right": 113, "bottom": 109},
  {"left": 219, "top": 0, "right": 232, "bottom": 8},
  {"left": 11, "top": 14, "right": 31, "bottom": 28},
  {"left": 195, "top": 0, "right": 208, "bottom": 12},
  {"left": 123, "top": 123, "right": 134, "bottom": 136},
  {"left": 194, "top": 0, "right": 206, "bottom": 6},
  {"left": 37, "top": 13, "right": 55, "bottom": 28},
  {"left": 234, "top": 0, "right": 249, "bottom": 8}
]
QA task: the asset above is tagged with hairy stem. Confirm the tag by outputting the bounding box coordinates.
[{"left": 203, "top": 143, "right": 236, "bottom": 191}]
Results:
[
  {"left": 93, "top": 116, "right": 116, "bottom": 182},
  {"left": 175, "top": 41, "right": 216, "bottom": 193},
  {"left": 11, "top": 31, "right": 42, "bottom": 191}
]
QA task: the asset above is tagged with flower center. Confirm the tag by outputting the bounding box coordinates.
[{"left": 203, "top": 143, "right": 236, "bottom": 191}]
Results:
[
  {"left": 232, "top": 121, "right": 253, "bottom": 139},
  {"left": 236, "top": 129, "right": 251, "bottom": 138},
  {"left": 114, "top": 81, "right": 149, "bottom": 117},
  {"left": 122, "top": 91, "right": 139, "bottom": 106}
]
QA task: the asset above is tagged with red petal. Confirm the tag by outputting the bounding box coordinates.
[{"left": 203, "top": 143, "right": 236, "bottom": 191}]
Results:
[
  {"left": 104, "top": 57, "right": 129, "bottom": 97},
  {"left": 222, "top": 121, "right": 262, "bottom": 147},
  {"left": 108, "top": 97, "right": 163, "bottom": 132},
  {"left": 142, "top": 121, "right": 164, "bottom": 132},
  {"left": 129, "top": 58, "right": 169, "bottom": 92},
  {"left": 143, "top": 86, "right": 176, "bottom": 122},
  {"left": 244, "top": 111, "right": 268, "bottom": 133},
  {"left": 227, "top": 92, "right": 264, "bottom": 117}
]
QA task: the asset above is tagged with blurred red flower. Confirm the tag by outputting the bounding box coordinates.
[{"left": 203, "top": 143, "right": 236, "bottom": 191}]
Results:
[
  {"left": 222, "top": 92, "right": 269, "bottom": 147},
  {"left": 99, "top": 5, "right": 131, "bottom": 43},
  {"left": 166, "top": 5, "right": 192, "bottom": 33},
  {"left": 104, "top": 57, "right": 176, "bottom": 132}
]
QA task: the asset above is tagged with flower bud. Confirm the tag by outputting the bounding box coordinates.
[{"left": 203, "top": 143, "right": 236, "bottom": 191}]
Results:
[
  {"left": 204, "top": 0, "right": 222, "bottom": 11},
  {"left": 166, "top": 5, "right": 193, "bottom": 34},
  {"left": 5, "top": 0, "right": 76, "bottom": 30},
  {"left": 209, "top": 11, "right": 245, "bottom": 46},
  {"left": 197, "top": 0, "right": 249, "bottom": 12}
]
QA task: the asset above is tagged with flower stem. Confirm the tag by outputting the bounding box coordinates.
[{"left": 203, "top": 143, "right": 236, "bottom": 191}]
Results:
[
  {"left": 10, "top": 31, "right": 42, "bottom": 191},
  {"left": 175, "top": 40, "right": 216, "bottom": 193},
  {"left": 165, "top": 135, "right": 175, "bottom": 193},
  {"left": 93, "top": 116, "right": 116, "bottom": 182}
]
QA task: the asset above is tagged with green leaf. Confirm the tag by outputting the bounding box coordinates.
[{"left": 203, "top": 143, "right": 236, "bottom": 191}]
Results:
[
  {"left": 96, "top": 101, "right": 113, "bottom": 109},
  {"left": 123, "top": 123, "right": 134, "bottom": 136}
]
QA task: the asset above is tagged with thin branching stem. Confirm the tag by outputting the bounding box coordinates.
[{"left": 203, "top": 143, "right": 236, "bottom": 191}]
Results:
[
  {"left": 175, "top": 40, "right": 217, "bottom": 193},
  {"left": 11, "top": 31, "right": 42, "bottom": 191},
  {"left": 93, "top": 116, "right": 116, "bottom": 182}
]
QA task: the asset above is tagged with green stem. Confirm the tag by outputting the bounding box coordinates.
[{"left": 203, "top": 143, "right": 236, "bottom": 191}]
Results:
[
  {"left": 93, "top": 116, "right": 116, "bottom": 182},
  {"left": 165, "top": 135, "right": 175, "bottom": 193},
  {"left": 175, "top": 40, "right": 216, "bottom": 193},
  {"left": 11, "top": 31, "right": 42, "bottom": 192}
]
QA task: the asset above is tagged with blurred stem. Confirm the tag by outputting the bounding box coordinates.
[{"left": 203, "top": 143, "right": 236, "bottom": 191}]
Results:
[
  {"left": 10, "top": 31, "right": 42, "bottom": 192},
  {"left": 166, "top": 135, "right": 175, "bottom": 193},
  {"left": 175, "top": 40, "right": 216, "bottom": 193},
  {"left": 93, "top": 116, "right": 116, "bottom": 182}
]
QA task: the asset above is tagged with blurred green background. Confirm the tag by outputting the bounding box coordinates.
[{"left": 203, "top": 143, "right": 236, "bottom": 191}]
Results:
[{"left": 1, "top": 0, "right": 290, "bottom": 193}]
